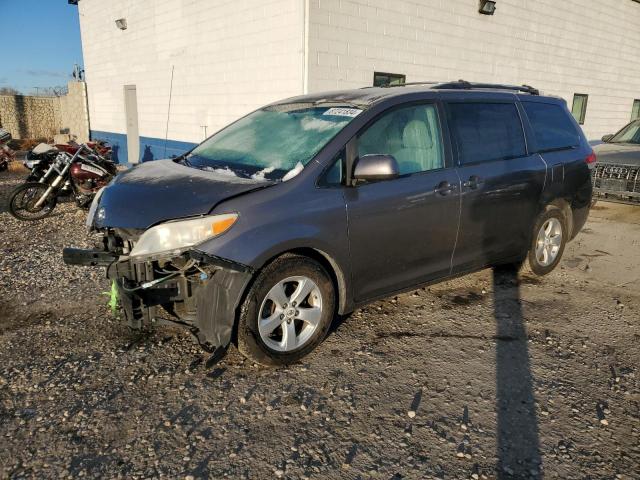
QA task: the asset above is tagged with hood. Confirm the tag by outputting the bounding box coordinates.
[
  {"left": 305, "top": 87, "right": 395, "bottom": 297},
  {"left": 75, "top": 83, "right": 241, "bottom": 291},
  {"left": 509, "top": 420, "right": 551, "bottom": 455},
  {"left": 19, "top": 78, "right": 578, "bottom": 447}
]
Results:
[
  {"left": 593, "top": 143, "right": 640, "bottom": 166},
  {"left": 95, "top": 159, "right": 271, "bottom": 229}
]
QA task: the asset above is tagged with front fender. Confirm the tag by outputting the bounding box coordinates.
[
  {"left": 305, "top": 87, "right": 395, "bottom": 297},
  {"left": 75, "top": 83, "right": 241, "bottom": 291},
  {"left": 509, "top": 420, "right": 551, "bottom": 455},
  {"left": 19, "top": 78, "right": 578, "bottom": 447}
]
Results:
[{"left": 196, "top": 184, "right": 353, "bottom": 313}]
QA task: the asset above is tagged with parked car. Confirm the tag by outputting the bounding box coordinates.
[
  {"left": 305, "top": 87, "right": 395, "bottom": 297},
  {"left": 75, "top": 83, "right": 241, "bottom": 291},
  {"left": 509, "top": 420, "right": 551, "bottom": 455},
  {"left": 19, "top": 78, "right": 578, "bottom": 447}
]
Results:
[
  {"left": 64, "top": 81, "right": 594, "bottom": 366},
  {"left": 592, "top": 119, "right": 640, "bottom": 204}
]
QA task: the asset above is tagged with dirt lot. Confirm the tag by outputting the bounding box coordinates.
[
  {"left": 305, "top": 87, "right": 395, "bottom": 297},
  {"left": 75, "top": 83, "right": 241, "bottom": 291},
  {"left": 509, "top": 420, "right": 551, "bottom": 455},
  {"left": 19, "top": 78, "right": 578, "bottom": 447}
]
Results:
[{"left": 0, "top": 171, "right": 638, "bottom": 479}]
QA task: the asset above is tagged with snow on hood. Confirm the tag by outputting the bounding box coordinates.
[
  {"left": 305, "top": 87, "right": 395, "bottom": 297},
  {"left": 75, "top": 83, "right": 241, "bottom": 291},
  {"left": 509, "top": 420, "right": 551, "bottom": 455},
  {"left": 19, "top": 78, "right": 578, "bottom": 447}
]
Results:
[{"left": 94, "top": 159, "right": 272, "bottom": 229}]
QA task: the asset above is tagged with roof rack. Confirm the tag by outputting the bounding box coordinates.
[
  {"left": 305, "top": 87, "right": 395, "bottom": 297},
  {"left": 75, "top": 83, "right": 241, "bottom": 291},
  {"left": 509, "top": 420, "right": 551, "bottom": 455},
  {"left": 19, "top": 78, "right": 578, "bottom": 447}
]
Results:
[
  {"left": 431, "top": 80, "right": 539, "bottom": 95},
  {"left": 378, "top": 79, "right": 539, "bottom": 95}
]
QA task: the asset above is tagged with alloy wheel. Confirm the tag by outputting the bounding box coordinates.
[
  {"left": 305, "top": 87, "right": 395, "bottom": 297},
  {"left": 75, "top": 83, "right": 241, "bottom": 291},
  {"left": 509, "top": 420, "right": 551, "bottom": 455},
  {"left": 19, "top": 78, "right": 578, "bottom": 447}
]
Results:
[
  {"left": 535, "top": 217, "right": 562, "bottom": 267},
  {"left": 257, "top": 276, "right": 323, "bottom": 352}
]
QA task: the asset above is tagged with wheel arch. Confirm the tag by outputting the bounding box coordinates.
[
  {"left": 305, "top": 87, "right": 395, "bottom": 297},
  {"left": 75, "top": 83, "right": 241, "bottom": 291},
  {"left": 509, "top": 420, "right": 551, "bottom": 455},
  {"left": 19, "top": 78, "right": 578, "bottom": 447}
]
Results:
[
  {"left": 242, "top": 247, "right": 351, "bottom": 317},
  {"left": 545, "top": 198, "right": 574, "bottom": 238}
]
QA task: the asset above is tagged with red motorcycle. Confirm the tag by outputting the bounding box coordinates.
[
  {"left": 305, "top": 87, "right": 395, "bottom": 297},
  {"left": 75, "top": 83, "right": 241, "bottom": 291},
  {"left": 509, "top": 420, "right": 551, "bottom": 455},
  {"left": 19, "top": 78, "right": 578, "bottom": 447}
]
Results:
[
  {"left": 7, "top": 144, "right": 117, "bottom": 220},
  {"left": 0, "top": 128, "right": 15, "bottom": 171},
  {"left": 56, "top": 140, "right": 112, "bottom": 159}
]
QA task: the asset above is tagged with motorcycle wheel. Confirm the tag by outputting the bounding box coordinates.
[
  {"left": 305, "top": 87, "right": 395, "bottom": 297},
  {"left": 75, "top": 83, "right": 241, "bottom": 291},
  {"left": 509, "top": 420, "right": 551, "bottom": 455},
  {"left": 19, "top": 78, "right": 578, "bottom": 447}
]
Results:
[{"left": 8, "top": 182, "right": 58, "bottom": 221}]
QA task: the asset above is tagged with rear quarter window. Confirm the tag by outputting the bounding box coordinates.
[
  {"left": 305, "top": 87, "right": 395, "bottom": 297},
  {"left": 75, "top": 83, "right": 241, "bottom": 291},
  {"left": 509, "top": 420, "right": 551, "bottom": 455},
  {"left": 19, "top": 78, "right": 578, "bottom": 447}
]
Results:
[
  {"left": 522, "top": 102, "right": 580, "bottom": 152},
  {"left": 447, "top": 102, "right": 526, "bottom": 164}
]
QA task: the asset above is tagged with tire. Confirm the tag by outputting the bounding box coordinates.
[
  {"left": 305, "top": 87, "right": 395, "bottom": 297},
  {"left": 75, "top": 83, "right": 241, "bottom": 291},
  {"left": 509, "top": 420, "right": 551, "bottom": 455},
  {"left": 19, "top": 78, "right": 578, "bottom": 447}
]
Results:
[
  {"left": 8, "top": 182, "right": 58, "bottom": 221},
  {"left": 237, "top": 254, "right": 336, "bottom": 367},
  {"left": 527, "top": 206, "right": 567, "bottom": 276}
]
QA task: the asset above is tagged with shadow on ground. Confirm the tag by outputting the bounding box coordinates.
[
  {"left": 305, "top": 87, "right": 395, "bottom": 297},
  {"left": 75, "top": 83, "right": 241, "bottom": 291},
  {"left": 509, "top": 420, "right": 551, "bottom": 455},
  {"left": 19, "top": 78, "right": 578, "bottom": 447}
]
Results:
[{"left": 493, "top": 264, "right": 542, "bottom": 478}]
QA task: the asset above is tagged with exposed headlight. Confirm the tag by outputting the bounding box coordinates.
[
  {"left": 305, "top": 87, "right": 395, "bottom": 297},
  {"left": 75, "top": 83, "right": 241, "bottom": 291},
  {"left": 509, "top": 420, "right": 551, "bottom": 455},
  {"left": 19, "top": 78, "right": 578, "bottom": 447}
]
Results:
[
  {"left": 129, "top": 213, "right": 238, "bottom": 258},
  {"left": 24, "top": 160, "right": 40, "bottom": 169},
  {"left": 86, "top": 187, "right": 105, "bottom": 228}
]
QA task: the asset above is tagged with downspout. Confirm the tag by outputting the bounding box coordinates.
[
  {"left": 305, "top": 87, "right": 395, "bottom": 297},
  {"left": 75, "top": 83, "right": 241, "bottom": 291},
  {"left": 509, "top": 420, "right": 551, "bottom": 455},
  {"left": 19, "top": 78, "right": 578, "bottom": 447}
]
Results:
[{"left": 303, "top": 0, "right": 310, "bottom": 94}]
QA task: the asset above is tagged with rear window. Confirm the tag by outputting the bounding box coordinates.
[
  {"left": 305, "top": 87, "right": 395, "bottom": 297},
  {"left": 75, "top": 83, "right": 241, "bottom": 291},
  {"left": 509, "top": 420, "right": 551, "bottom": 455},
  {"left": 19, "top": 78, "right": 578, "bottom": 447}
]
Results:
[
  {"left": 522, "top": 102, "right": 580, "bottom": 152},
  {"left": 447, "top": 103, "right": 526, "bottom": 164}
]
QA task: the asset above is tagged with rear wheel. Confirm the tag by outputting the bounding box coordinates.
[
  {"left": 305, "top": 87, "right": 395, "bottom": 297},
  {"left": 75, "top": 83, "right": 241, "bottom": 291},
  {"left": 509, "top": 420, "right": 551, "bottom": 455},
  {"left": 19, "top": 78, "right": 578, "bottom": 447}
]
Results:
[
  {"left": 8, "top": 182, "right": 57, "bottom": 221},
  {"left": 527, "top": 206, "right": 567, "bottom": 276},
  {"left": 237, "top": 254, "right": 336, "bottom": 366}
]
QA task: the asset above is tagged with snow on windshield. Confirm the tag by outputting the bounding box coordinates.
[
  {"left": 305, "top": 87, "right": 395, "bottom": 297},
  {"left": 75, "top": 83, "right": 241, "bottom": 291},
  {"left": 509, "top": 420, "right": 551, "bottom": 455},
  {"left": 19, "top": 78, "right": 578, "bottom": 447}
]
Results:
[
  {"left": 187, "top": 105, "right": 361, "bottom": 180},
  {"left": 282, "top": 162, "right": 304, "bottom": 181}
]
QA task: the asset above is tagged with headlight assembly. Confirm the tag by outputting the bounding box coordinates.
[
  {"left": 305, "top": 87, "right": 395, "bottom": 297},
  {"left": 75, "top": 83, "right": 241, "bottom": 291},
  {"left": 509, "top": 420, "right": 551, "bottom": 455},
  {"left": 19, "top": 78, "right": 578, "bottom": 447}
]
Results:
[
  {"left": 129, "top": 213, "right": 238, "bottom": 258},
  {"left": 86, "top": 187, "right": 105, "bottom": 228}
]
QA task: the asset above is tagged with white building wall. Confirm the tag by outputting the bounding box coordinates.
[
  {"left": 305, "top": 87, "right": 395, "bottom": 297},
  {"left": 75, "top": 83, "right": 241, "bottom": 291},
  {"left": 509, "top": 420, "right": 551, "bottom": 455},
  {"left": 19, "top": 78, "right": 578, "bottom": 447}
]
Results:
[
  {"left": 78, "top": 0, "right": 305, "bottom": 145},
  {"left": 307, "top": 0, "right": 640, "bottom": 140}
]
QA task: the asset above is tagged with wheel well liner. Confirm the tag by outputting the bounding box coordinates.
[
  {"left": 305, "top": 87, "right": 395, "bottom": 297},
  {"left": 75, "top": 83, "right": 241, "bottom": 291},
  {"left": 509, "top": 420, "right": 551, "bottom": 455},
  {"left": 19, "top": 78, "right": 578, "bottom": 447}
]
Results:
[{"left": 546, "top": 198, "right": 573, "bottom": 238}]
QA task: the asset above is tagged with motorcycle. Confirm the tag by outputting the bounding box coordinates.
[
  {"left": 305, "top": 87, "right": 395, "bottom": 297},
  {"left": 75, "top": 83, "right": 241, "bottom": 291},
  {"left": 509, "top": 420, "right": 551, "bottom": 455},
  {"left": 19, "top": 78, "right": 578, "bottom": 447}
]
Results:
[
  {"left": 57, "top": 139, "right": 112, "bottom": 160},
  {"left": 23, "top": 140, "right": 112, "bottom": 182},
  {"left": 23, "top": 143, "right": 60, "bottom": 181},
  {"left": 7, "top": 144, "right": 117, "bottom": 221},
  {"left": 0, "top": 128, "right": 15, "bottom": 172}
]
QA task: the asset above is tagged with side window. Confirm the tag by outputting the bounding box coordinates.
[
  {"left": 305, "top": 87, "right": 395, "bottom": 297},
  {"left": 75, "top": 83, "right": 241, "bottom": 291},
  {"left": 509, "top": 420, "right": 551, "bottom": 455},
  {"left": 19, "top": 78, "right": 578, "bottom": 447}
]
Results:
[
  {"left": 447, "top": 102, "right": 526, "bottom": 165},
  {"left": 357, "top": 104, "right": 444, "bottom": 175},
  {"left": 522, "top": 102, "right": 580, "bottom": 152},
  {"left": 321, "top": 150, "right": 344, "bottom": 186}
]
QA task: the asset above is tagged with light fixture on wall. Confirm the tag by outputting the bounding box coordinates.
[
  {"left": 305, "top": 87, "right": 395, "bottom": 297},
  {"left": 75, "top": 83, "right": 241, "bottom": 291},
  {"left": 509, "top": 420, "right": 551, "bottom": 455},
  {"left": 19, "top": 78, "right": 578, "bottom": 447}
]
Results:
[
  {"left": 479, "top": 0, "right": 496, "bottom": 15},
  {"left": 115, "top": 18, "right": 127, "bottom": 30}
]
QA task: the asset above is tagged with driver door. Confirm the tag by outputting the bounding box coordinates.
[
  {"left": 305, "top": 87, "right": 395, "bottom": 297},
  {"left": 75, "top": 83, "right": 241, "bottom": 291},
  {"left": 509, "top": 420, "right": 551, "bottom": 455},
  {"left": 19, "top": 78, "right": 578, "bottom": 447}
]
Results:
[{"left": 344, "top": 102, "right": 461, "bottom": 302}]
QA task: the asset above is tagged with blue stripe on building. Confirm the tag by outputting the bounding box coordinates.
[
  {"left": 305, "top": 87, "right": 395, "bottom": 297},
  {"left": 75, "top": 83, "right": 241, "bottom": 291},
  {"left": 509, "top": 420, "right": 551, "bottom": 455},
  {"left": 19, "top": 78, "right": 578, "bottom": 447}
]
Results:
[{"left": 91, "top": 130, "right": 197, "bottom": 165}]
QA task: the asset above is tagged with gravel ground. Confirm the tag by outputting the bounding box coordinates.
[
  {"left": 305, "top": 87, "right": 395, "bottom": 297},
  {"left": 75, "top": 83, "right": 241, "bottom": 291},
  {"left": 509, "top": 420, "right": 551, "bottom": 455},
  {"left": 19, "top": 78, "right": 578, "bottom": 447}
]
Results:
[{"left": 0, "top": 170, "right": 639, "bottom": 479}]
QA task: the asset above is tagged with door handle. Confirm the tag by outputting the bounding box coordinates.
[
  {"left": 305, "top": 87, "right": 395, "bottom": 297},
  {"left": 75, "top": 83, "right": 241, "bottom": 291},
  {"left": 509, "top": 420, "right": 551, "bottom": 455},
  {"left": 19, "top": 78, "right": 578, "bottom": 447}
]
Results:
[
  {"left": 462, "top": 175, "right": 483, "bottom": 190},
  {"left": 435, "top": 181, "right": 456, "bottom": 196}
]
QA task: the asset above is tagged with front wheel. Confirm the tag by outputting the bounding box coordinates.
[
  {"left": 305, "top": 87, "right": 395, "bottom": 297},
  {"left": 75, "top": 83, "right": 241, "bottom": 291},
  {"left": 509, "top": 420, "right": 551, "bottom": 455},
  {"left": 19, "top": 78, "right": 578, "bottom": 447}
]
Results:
[
  {"left": 8, "top": 182, "right": 58, "bottom": 221},
  {"left": 527, "top": 206, "right": 567, "bottom": 276},
  {"left": 237, "top": 254, "right": 336, "bottom": 366}
]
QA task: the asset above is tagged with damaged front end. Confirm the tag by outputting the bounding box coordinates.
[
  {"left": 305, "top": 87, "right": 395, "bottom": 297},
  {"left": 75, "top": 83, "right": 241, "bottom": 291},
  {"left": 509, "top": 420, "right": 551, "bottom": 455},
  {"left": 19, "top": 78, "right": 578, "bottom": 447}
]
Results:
[{"left": 63, "top": 229, "right": 253, "bottom": 352}]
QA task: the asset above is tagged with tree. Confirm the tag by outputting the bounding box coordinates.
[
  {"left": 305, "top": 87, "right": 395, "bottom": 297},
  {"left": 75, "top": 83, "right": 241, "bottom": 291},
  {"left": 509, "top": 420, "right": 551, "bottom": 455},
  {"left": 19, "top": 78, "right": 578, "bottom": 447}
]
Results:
[{"left": 0, "top": 87, "right": 20, "bottom": 96}]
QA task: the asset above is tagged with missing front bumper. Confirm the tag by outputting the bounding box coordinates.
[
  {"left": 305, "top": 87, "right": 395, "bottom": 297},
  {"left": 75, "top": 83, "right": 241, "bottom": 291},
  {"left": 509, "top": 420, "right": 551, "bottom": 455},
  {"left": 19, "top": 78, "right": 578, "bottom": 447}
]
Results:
[{"left": 63, "top": 247, "right": 253, "bottom": 350}]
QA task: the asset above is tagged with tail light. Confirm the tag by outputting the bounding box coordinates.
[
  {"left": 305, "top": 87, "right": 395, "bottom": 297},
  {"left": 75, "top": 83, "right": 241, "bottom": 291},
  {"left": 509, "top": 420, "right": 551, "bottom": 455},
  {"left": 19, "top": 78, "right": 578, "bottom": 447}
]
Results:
[{"left": 585, "top": 151, "right": 597, "bottom": 165}]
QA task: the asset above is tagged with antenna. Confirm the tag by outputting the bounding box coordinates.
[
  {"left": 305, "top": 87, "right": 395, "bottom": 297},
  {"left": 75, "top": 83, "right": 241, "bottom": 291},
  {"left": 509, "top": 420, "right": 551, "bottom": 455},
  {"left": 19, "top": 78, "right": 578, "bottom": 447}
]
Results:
[{"left": 163, "top": 65, "right": 175, "bottom": 157}]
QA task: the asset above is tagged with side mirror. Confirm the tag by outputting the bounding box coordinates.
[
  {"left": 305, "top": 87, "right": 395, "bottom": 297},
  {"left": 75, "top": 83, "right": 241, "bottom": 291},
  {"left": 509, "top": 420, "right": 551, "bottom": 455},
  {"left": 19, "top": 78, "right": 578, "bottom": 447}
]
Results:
[
  {"left": 352, "top": 154, "right": 399, "bottom": 182},
  {"left": 601, "top": 134, "right": 613, "bottom": 142}
]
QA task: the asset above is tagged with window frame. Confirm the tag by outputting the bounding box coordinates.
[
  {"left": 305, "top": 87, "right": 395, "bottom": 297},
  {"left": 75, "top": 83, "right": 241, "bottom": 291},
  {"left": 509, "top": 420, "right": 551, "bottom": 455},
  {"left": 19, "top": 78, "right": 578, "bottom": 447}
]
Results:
[
  {"left": 317, "top": 148, "right": 346, "bottom": 188},
  {"left": 631, "top": 99, "right": 640, "bottom": 121},
  {"left": 571, "top": 93, "right": 589, "bottom": 125},
  {"left": 373, "top": 72, "right": 406, "bottom": 87},
  {"left": 444, "top": 100, "right": 529, "bottom": 167}
]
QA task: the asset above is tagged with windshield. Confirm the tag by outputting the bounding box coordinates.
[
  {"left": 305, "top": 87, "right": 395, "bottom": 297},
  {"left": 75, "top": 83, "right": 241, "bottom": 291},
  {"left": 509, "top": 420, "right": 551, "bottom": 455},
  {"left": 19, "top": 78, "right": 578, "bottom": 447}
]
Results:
[
  {"left": 610, "top": 120, "right": 640, "bottom": 144},
  {"left": 183, "top": 104, "right": 362, "bottom": 181}
]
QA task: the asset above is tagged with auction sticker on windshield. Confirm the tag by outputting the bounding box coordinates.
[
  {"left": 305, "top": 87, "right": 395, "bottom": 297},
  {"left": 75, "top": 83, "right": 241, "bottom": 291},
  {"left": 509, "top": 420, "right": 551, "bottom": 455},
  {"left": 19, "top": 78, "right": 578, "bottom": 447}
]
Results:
[{"left": 323, "top": 107, "right": 362, "bottom": 117}]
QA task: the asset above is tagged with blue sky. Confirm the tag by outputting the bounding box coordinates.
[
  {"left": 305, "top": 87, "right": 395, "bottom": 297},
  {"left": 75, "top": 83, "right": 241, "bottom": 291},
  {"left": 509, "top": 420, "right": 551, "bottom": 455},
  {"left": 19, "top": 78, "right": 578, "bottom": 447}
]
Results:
[{"left": 0, "top": 0, "right": 83, "bottom": 94}]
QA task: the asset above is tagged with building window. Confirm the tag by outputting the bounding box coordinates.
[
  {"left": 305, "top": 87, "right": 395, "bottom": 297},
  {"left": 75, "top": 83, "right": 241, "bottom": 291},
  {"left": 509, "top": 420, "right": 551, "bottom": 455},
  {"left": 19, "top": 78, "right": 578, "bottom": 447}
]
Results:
[
  {"left": 373, "top": 72, "right": 405, "bottom": 87},
  {"left": 571, "top": 93, "right": 588, "bottom": 125},
  {"left": 632, "top": 99, "right": 640, "bottom": 121}
]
